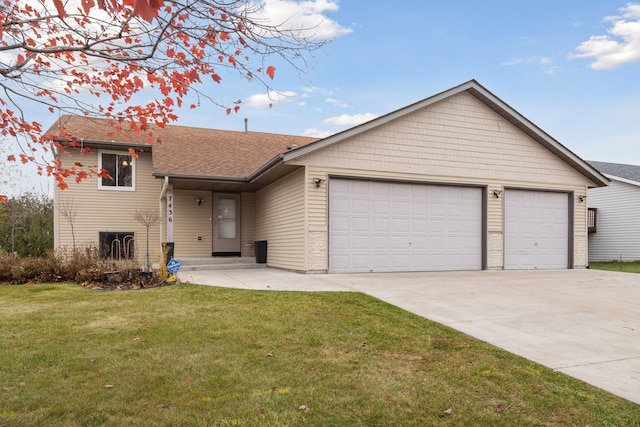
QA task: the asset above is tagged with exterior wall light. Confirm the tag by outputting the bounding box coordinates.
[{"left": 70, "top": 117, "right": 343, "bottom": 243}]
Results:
[
  {"left": 313, "top": 178, "right": 326, "bottom": 188},
  {"left": 493, "top": 189, "right": 502, "bottom": 198},
  {"left": 195, "top": 198, "right": 204, "bottom": 206},
  {"left": 578, "top": 194, "right": 586, "bottom": 202}
]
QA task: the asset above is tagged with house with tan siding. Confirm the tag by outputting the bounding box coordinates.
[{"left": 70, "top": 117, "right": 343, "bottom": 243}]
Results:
[{"left": 48, "top": 80, "right": 608, "bottom": 273}]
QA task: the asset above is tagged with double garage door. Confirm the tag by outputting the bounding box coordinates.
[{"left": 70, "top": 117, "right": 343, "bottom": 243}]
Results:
[
  {"left": 329, "top": 179, "right": 483, "bottom": 273},
  {"left": 328, "top": 179, "right": 569, "bottom": 273}
]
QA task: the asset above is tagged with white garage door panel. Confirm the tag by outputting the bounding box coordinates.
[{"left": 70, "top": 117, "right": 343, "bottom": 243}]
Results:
[
  {"left": 504, "top": 190, "right": 568, "bottom": 270},
  {"left": 329, "top": 179, "right": 482, "bottom": 273}
]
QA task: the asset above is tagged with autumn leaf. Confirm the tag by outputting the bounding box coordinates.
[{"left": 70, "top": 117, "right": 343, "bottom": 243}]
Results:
[
  {"left": 132, "top": 0, "right": 164, "bottom": 23},
  {"left": 81, "top": 0, "right": 96, "bottom": 15},
  {"left": 6, "top": 155, "right": 15, "bottom": 162},
  {"left": 52, "top": 0, "right": 68, "bottom": 18},
  {"left": 266, "top": 65, "right": 276, "bottom": 79}
]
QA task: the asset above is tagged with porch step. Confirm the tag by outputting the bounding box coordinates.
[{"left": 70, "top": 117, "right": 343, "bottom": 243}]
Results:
[{"left": 177, "top": 257, "right": 266, "bottom": 272}]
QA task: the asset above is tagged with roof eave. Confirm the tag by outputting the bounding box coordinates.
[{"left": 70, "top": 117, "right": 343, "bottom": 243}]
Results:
[
  {"left": 465, "top": 84, "right": 609, "bottom": 188},
  {"left": 248, "top": 154, "right": 285, "bottom": 183},
  {"left": 601, "top": 173, "right": 640, "bottom": 187},
  {"left": 53, "top": 137, "right": 153, "bottom": 151},
  {"left": 152, "top": 172, "right": 248, "bottom": 182}
]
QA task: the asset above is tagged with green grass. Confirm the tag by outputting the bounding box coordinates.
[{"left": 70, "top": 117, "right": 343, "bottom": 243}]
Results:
[
  {"left": 1, "top": 283, "right": 638, "bottom": 426},
  {"left": 590, "top": 261, "right": 640, "bottom": 274}
]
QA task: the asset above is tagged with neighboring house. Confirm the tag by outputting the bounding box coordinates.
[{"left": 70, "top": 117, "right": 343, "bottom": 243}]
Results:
[
  {"left": 587, "top": 161, "right": 640, "bottom": 262},
  {"left": 48, "top": 80, "right": 607, "bottom": 273}
]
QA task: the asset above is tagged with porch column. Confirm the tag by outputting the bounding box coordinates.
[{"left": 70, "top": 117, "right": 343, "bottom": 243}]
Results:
[{"left": 166, "top": 184, "right": 174, "bottom": 242}]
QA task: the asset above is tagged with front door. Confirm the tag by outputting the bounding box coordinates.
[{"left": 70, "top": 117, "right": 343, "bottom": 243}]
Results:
[{"left": 213, "top": 193, "right": 241, "bottom": 256}]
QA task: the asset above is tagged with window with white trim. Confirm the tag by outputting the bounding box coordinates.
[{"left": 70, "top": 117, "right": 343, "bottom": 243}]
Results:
[{"left": 99, "top": 150, "right": 135, "bottom": 190}]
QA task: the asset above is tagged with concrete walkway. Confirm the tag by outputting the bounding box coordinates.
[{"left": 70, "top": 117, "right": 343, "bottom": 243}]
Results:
[{"left": 185, "top": 268, "right": 640, "bottom": 404}]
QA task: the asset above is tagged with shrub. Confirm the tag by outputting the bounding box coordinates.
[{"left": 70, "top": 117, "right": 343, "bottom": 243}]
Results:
[{"left": 0, "top": 244, "right": 174, "bottom": 289}]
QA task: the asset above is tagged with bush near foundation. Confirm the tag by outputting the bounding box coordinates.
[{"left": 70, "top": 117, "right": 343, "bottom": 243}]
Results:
[{"left": 0, "top": 245, "right": 174, "bottom": 290}]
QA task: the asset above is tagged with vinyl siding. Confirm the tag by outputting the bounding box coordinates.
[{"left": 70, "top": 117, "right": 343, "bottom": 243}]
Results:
[
  {"left": 173, "top": 190, "right": 213, "bottom": 257},
  {"left": 290, "top": 92, "right": 592, "bottom": 187},
  {"left": 241, "top": 192, "right": 255, "bottom": 257},
  {"left": 588, "top": 179, "right": 640, "bottom": 262},
  {"left": 255, "top": 168, "right": 305, "bottom": 271},
  {"left": 288, "top": 92, "right": 593, "bottom": 270},
  {"left": 54, "top": 149, "right": 162, "bottom": 262},
  {"left": 306, "top": 167, "right": 328, "bottom": 271}
]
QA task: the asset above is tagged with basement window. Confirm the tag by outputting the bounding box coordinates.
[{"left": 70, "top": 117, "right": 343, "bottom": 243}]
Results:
[{"left": 99, "top": 232, "right": 135, "bottom": 260}]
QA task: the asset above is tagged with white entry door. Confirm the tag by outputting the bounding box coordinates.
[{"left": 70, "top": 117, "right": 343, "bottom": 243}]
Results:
[
  {"left": 329, "top": 179, "right": 483, "bottom": 273},
  {"left": 504, "top": 189, "right": 569, "bottom": 269}
]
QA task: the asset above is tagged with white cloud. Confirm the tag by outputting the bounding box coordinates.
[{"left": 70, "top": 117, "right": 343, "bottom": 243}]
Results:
[
  {"left": 303, "top": 128, "right": 334, "bottom": 138},
  {"left": 250, "top": 0, "right": 352, "bottom": 40},
  {"left": 325, "top": 97, "right": 350, "bottom": 108},
  {"left": 570, "top": 3, "right": 640, "bottom": 69},
  {"left": 247, "top": 90, "right": 297, "bottom": 107},
  {"left": 324, "top": 113, "right": 378, "bottom": 127},
  {"left": 502, "top": 55, "right": 557, "bottom": 74}
]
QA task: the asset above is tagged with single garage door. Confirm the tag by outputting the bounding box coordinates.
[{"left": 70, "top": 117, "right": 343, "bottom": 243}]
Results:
[
  {"left": 504, "top": 189, "right": 569, "bottom": 269},
  {"left": 329, "top": 179, "right": 483, "bottom": 273}
]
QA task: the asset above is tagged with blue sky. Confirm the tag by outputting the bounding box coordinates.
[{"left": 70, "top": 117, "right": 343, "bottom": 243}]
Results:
[
  {"left": 5, "top": 0, "right": 640, "bottom": 195},
  {"left": 175, "top": 0, "right": 640, "bottom": 164}
]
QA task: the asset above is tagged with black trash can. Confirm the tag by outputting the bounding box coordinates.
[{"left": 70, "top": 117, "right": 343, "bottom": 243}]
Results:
[
  {"left": 255, "top": 241, "right": 267, "bottom": 264},
  {"left": 162, "top": 242, "right": 175, "bottom": 265}
]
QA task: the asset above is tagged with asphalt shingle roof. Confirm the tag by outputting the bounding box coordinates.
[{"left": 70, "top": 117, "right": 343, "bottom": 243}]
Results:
[
  {"left": 588, "top": 161, "right": 640, "bottom": 183},
  {"left": 45, "top": 115, "right": 319, "bottom": 178}
]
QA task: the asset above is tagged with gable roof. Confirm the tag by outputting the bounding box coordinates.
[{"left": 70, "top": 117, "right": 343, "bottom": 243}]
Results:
[
  {"left": 45, "top": 80, "right": 608, "bottom": 188},
  {"left": 45, "top": 115, "right": 318, "bottom": 179},
  {"left": 588, "top": 161, "right": 640, "bottom": 186},
  {"left": 283, "top": 80, "right": 608, "bottom": 188}
]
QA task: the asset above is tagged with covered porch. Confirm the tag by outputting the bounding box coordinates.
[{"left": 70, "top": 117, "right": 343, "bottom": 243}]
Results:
[{"left": 156, "top": 162, "right": 301, "bottom": 263}]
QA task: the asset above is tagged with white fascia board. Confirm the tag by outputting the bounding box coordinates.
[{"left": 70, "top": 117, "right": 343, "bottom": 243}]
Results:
[{"left": 602, "top": 173, "right": 640, "bottom": 188}]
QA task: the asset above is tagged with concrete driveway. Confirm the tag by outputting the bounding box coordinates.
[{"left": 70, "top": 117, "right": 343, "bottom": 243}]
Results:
[{"left": 187, "top": 268, "right": 640, "bottom": 404}]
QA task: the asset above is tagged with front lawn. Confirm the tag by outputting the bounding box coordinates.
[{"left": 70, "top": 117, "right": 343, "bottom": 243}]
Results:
[
  {"left": 590, "top": 261, "right": 640, "bottom": 274},
  {"left": 1, "top": 283, "right": 638, "bottom": 426}
]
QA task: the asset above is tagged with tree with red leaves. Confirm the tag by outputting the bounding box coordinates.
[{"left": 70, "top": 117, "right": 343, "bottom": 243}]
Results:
[{"left": 0, "top": 0, "right": 332, "bottom": 202}]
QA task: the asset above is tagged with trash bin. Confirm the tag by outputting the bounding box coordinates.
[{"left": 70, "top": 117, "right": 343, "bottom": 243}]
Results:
[
  {"left": 255, "top": 240, "right": 267, "bottom": 264},
  {"left": 162, "top": 242, "right": 175, "bottom": 265}
]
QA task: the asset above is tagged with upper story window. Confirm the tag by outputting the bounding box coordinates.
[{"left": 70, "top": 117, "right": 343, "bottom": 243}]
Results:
[{"left": 99, "top": 150, "right": 135, "bottom": 191}]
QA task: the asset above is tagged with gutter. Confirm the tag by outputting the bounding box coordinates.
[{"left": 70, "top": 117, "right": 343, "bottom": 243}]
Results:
[
  {"left": 54, "top": 137, "right": 153, "bottom": 151},
  {"left": 153, "top": 172, "right": 249, "bottom": 182},
  {"left": 248, "top": 153, "right": 285, "bottom": 183}
]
